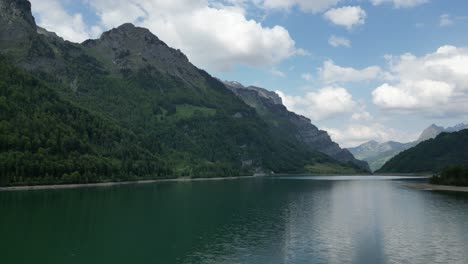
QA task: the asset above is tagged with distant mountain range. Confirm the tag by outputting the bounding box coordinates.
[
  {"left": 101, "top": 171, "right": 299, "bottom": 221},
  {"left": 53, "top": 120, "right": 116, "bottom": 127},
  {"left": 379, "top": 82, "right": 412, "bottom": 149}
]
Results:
[
  {"left": 348, "top": 123, "right": 468, "bottom": 172},
  {"left": 0, "top": 0, "right": 368, "bottom": 186},
  {"left": 377, "top": 129, "right": 468, "bottom": 174}
]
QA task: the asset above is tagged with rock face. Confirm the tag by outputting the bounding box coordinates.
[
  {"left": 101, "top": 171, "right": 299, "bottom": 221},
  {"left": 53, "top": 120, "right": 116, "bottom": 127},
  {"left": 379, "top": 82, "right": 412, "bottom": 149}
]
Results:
[
  {"left": 224, "top": 82, "right": 370, "bottom": 172},
  {"left": 415, "top": 123, "right": 468, "bottom": 143},
  {"left": 82, "top": 23, "right": 202, "bottom": 85},
  {"left": 0, "top": 0, "right": 36, "bottom": 48},
  {"left": 417, "top": 124, "right": 444, "bottom": 142},
  {"left": 224, "top": 81, "right": 283, "bottom": 105}
]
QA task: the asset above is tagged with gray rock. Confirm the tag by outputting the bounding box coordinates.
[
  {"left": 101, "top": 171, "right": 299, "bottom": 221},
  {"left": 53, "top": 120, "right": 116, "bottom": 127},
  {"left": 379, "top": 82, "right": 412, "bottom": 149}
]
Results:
[
  {"left": 82, "top": 23, "right": 205, "bottom": 86},
  {"left": 224, "top": 81, "right": 370, "bottom": 172},
  {"left": 0, "top": 0, "right": 36, "bottom": 48}
]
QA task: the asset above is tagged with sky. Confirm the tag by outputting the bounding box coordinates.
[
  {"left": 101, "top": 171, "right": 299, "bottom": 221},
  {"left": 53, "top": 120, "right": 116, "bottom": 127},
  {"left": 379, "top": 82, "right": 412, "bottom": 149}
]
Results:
[{"left": 29, "top": 0, "right": 468, "bottom": 147}]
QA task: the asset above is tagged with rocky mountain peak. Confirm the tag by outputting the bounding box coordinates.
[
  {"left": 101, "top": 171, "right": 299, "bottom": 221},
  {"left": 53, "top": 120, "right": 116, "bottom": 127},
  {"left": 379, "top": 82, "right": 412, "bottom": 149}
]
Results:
[
  {"left": 246, "top": 86, "right": 283, "bottom": 105},
  {"left": 99, "top": 23, "right": 162, "bottom": 44},
  {"left": 0, "top": 0, "right": 35, "bottom": 26},
  {"left": 224, "top": 81, "right": 283, "bottom": 105},
  {"left": 0, "top": 0, "right": 37, "bottom": 44},
  {"left": 82, "top": 23, "right": 198, "bottom": 80},
  {"left": 417, "top": 124, "right": 444, "bottom": 142},
  {"left": 36, "top": 26, "right": 63, "bottom": 41}
]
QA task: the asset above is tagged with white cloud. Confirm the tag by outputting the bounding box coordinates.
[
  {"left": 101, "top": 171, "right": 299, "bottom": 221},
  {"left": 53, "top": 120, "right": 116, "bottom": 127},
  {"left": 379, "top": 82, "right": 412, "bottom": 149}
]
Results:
[
  {"left": 439, "top": 14, "right": 454, "bottom": 27},
  {"left": 90, "top": 0, "right": 302, "bottom": 71},
  {"left": 324, "top": 123, "right": 414, "bottom": 148},
  {"left": 301, "top": 73, "right": 313, "bottom": 81},
  {"left": 323, "top": 6, "right": 366, "bottom": 30},
  {"left": 351, "top": 110, "right": 373, "bottom": 122},
  {"left": 373, "top": 80, "right": 454, "bottom": 110},
  {"left": 370, "top": 0, "right": 428, "bottom": 8},
  {"left": 30, "top": 0, "right": 96, "bottom": 42},
  {"left": 319, "top": 60, "right": 383, "bottom": 84},
  {"left": 372, "top": 45, "right": 468, "bottom": 117},
  {"left": 328, "top": 35, "right": 351, "bottom": 48},
  {"left": 276, "top": 87, "right": 358, "bottom": 121},
  {"left": 253, "top": 0, "right": 342, "bottom": 13},
  {"left": 270, "top": 68, "right": 286, "bottom": 77},
  {"left": 32, "top": 0, "right": 302, "bottom": 72}
]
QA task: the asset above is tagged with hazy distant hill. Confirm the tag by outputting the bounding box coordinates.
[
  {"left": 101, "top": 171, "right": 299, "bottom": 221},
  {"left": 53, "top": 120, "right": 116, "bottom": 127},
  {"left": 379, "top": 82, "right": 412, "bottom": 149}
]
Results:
[
  {"left": 348, "top": 123, "right": 468, "bottom": 172},
  {"left": 377, "top": 129, "right": 468, "bottom": 173},
  {"left": 348, "top": 141, "right": 415, "bottom": 172}
]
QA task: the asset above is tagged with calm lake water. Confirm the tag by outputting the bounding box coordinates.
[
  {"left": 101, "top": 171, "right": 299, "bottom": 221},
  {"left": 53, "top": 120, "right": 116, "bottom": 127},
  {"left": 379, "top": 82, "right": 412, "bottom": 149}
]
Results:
[{"left": 1, "top": 176, "right": 468, "bottom": 264}]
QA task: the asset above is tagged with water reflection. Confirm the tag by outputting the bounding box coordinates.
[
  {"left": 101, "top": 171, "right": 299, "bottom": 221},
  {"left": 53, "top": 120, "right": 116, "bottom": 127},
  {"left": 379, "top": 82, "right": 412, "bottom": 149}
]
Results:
[
  {"left": 0, "top": 177, "right": 467, "bottom": 264},
  {"left": 181, "top": 177, "right": 468, "bottom": 264}
]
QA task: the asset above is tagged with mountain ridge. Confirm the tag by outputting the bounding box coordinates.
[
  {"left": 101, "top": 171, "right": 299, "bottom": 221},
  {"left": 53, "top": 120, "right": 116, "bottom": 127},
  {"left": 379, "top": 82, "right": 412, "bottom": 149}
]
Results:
[
  {"left": 377, "top": 129, "right": 468, "bottom": 173},
  {"left": 0, "top": 0, "right": 369, "bottom": 185},
  {"left": 349, "top": 122, "right": 468, "bottom": 172},
  {"left": 224, "top": 81, "right": 370, "bottom": 171}
]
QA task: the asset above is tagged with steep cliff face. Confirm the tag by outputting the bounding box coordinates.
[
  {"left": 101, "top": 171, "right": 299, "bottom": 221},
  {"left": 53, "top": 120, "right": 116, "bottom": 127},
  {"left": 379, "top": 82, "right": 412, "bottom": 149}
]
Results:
[
  {"left": 224, "top": 82, "right": 370, "bottom": 172},
  {"left": 0, "top": 0, "right": 36, "bottom": 43}
]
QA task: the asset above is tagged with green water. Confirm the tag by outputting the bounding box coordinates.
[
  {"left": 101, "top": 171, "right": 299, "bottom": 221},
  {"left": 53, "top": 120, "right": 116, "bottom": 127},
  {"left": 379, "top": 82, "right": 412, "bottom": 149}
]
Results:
[{"left": 1, "top": 176, "right": 468, "bottom": 264}]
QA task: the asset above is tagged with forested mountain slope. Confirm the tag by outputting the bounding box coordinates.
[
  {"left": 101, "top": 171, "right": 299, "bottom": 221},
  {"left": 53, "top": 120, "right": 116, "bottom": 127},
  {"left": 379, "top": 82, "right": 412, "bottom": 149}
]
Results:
[
  {"left": 377, "top": 129, "right": 468, "bottom": 173},
  {"left": 0, "top": 0, "right": 368, "bottom": 186}
]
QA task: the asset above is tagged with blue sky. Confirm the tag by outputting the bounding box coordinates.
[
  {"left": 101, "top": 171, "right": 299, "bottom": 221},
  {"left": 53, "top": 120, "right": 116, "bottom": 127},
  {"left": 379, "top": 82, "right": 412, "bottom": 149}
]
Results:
[{"left": 29, "top": 0, "right": 468, "bottom": 147}]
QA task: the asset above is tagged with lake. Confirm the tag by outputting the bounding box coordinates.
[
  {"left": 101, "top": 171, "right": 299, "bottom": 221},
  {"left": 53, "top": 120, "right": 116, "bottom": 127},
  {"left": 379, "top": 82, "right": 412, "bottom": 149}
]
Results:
[{"left": 1, "top": 176, "right": 468, "bottom": 264}]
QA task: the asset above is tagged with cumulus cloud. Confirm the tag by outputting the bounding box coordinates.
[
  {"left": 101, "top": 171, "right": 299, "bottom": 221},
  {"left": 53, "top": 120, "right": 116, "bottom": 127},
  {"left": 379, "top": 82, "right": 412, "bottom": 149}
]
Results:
[
  {"left": 89, "top": 0, "right": 303, "bottom": 71},
  {"left": 32, "top": 0, "right": 302, "bottom": 72},
  {"left": 323, "top": 6, "right": 366, "bottom": 30},
  {"left": 253, "top": 0, "right": 342, "bottom": 13},
  {"left": 30, "top": 0, "right": 96, "bottom": 42},
  {"left": 276, "top": 87, "right": 358, "bottom": 121},
  {"left": 370, "top": 0, "right": 428, "bottom": 8},
  {"left": 319, "top": 60, "right": 383, "bottom": 84},
  {"left": 328, "top": 35, "right": 351, "bottom": 48},
  {"left": 372, "top": 45, "right": 468, "bottom": 117}
]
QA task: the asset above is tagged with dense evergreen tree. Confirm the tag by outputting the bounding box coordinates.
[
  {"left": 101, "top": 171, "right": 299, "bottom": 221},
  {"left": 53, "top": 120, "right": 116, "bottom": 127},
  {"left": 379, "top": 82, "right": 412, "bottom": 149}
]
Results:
[{"left": 431, "top": 165, "right": 468, "bottom": 187}]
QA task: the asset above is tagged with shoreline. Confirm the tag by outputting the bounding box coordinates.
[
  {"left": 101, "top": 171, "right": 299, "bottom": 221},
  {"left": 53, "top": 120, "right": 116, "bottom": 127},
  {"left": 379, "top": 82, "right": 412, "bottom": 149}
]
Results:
[
  {"left": 0, "top": 175, "right": 263, "bottom": 192},
  {"left": 408, "top": 183, "right": 468, "bottom": 193}
]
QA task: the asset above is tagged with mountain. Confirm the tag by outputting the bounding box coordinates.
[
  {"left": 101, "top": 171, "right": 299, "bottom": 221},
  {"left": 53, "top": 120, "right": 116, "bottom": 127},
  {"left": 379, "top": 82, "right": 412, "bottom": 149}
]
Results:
[
  {"left": 348, "top": 141, "right": 415, "bottom": 172},
  {"left": 348, "top": 122, "right": 468, "bottom": 172},
  {"left": 416, "top": 124, "right": 445, "bottom": 142},
  {"left": 0, "top": 57, "right": 172, "bottom": 186},
  {"left": 224, "top": 81, "right": 370, "bottom": 172},
  {"left": 377, "top": 129, "right": 468, "bottom": 173},
  {"left": 0, "top": 0, "right": 367, "bottom": 186}
]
